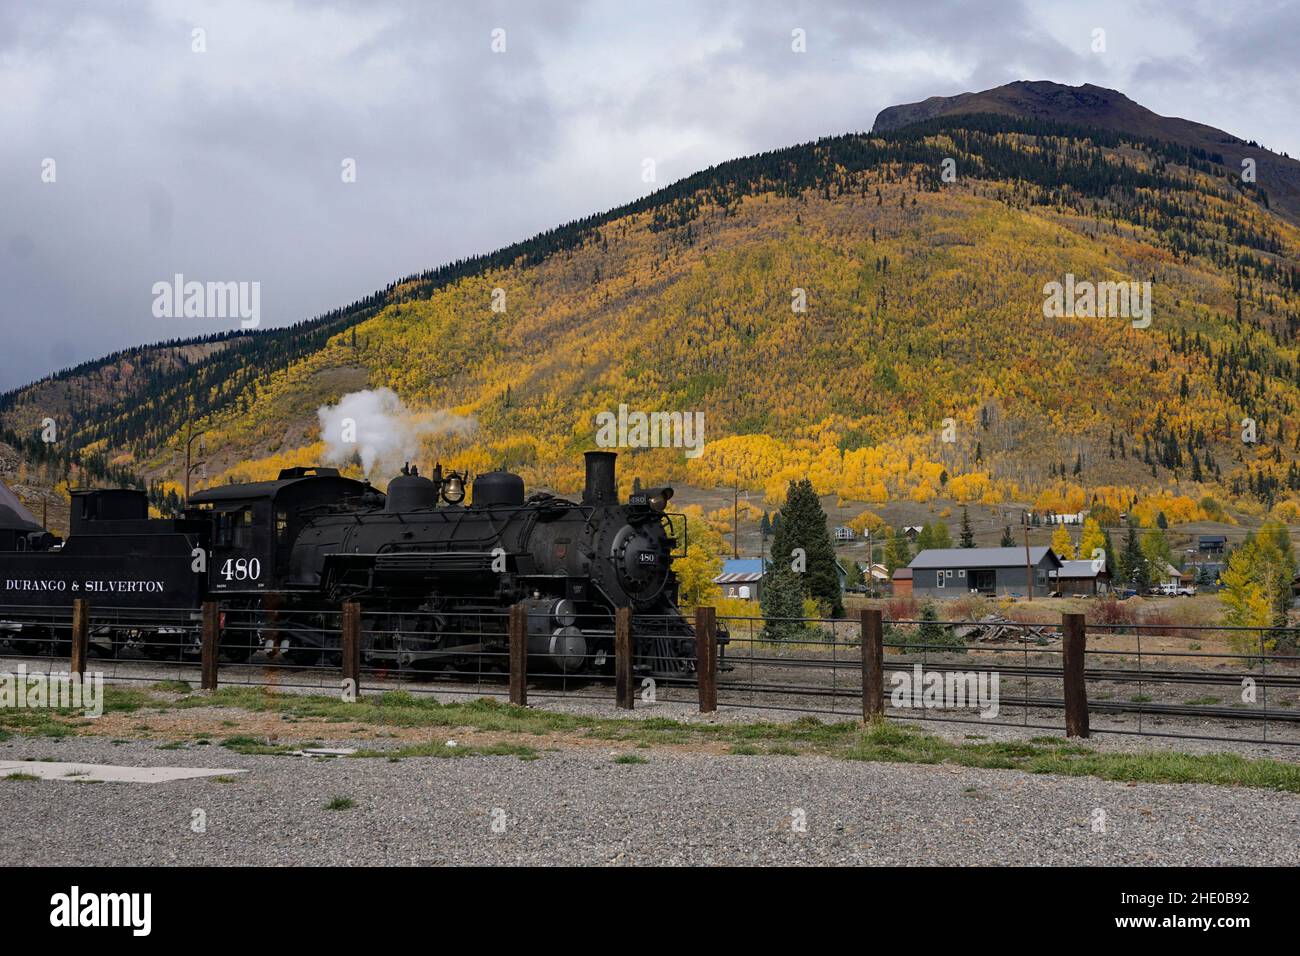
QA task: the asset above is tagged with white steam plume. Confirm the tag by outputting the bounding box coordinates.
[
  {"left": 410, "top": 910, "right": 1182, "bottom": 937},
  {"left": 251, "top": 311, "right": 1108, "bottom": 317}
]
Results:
[{"left": 317, "top": 388, "right": 476, "bottom": 477}]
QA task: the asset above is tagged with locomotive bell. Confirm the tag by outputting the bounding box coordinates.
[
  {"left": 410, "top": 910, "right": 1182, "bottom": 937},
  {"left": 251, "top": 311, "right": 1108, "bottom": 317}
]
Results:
[{"left": 441, "top": 473, "right": 466, "bottom": 504}]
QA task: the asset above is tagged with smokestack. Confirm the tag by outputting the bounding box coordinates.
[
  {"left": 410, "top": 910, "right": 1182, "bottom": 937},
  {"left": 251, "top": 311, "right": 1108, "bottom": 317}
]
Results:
[{"left": 583, "top": 451, "right": 617, "bottom": 506}]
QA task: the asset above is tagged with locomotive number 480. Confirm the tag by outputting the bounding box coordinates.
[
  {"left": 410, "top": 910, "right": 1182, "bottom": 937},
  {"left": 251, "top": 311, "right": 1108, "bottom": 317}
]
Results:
[{"left": 220, "top": 557, "right": 262, "bottom": 583}]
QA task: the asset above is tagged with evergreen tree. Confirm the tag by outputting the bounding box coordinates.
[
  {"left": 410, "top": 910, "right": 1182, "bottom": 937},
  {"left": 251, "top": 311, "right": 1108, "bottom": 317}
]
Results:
[
  {"left": 759, "top": 568, "right": 805, "bottom": 642},
  {"left": 918, "top": 601, "right": 945, "bottom": 647},
  {"left": 1000, "top": 525, "right": 1015, "bottom": 548},
  {"left": 1120, "top": 523, "right": 1150, "bottom": 590},
  {"left": 769, "top": 478, "right": 844, "bottom": 617},
  {"left": 959, "top": 507, "right": 975, "bottom": 548}
]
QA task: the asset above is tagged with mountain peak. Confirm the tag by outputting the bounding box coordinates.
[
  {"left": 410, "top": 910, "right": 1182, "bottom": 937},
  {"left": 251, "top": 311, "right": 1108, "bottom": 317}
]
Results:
[
  {"left": 872, "top": 81, "right": 1148, "bottom": 133},
  {"left": 872, "top": 79, "right": 1300, "bottom": 222}
]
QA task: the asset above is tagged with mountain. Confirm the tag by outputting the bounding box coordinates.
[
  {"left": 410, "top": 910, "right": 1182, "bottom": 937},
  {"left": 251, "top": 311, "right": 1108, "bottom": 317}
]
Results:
[
  {"left": 873, "top": 80, "right": 1300, "bottom": 224},
  {"left": 5, "top": 80, "right": 1300, "bottom": 534}
]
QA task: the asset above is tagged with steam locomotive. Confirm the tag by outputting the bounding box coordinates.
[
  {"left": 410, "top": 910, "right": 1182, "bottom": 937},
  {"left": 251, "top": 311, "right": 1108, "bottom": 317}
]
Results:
[{"left": 0, "top": 451, "right": 716, "bottom": 678}]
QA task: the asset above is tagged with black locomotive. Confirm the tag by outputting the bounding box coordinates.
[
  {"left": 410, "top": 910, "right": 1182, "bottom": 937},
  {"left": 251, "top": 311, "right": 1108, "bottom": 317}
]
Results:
[{"left": 0, "top": 452, "right": 714, "bottom": 678}]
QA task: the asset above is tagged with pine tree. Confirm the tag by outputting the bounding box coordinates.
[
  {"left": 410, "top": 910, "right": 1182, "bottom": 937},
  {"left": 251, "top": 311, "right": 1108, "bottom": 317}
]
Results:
[
  {"left": 1120, "top": 523, "right": 1150, "bottom": 591},
  {"left": 1102, "top": 529, "right": 1118, "bottom": 577},
  {"left": 759, "top": 567, "right": 805, "bottom": 642},
  {"left": 959, "top": 507, "right": 975, "bottom": 547},
  {"left": 769, "top": 478, "right": 844, "bottom": 617},
  {"left": 1000, "top": 525, "right": 1015, "bottom": 548},
  {"left": 917, "top": 601, "right": 945, "bottom": 648}
]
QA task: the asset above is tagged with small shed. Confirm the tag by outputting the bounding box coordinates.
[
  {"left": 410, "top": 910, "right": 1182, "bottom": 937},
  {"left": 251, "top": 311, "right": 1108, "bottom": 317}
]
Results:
[
  {"left": 713, "top": 558, "right": 766, "bottom": 601},
  {"left": 892, "top": 567, "right": 913, "bottom": 596},
  {"left": 1050, "top": 560, "right": 1111, "bottom": 596}
]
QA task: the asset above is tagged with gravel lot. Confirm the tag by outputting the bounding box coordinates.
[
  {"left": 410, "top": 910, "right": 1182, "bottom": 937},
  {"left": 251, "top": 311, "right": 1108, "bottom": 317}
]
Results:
[{"left": 1, "top": 735, "right": 1297, "bottom": 866}]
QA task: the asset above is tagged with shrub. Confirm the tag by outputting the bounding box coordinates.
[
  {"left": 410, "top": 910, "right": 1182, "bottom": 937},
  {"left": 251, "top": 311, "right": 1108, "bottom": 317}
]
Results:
[{"left": 892, "top": 602, "right": 966, "bottom": 654}]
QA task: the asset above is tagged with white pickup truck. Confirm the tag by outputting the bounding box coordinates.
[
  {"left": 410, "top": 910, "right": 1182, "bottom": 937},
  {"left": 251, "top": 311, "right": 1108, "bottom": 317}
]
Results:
[{"left": 1154, "top": 581, "right": 1196, "bottom": 597}]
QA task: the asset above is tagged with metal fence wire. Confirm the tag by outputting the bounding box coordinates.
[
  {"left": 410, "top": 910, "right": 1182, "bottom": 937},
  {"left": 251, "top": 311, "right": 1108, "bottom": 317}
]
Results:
[{"left": 0, "top": 600, "right": 1295, "bottom": 747}]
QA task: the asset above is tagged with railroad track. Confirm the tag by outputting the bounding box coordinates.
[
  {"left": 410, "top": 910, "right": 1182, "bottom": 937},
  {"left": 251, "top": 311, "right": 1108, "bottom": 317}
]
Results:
[
  {"left": 4, "top": 650, "right": 1297, "bottom": 728},
  {"left": 723, "top": 653, "right": 1300, "bottom": 688},
  {"left": 717, "top": 678, "right": 1300, "bottom": 723}
]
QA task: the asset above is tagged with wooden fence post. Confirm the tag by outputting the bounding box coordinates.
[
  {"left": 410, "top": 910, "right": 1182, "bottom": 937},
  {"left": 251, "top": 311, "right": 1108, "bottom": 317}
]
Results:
[
  {"left": 70, "top": 598, "right": 89, "bottom": 677},
  {"left": 1062, "top": 613, "right": 1090, "bottom": 738},
  {"left": 695, "top": 606, "right": 717, "bottom": 713},
  {"left": 614, "top": 606, "right": 634, "bottom": 710},
  {"left": 509, "top": 603, "right": 528, "bottom": 707},
  {"left": 341, "top": 601, "right": 362, "bottom": 700},
  {"left": 861, "top": 608, "right": 884, "bottom": 721},
  {"left": 200, "top": 601, "right": 220, "bottom": 691}
]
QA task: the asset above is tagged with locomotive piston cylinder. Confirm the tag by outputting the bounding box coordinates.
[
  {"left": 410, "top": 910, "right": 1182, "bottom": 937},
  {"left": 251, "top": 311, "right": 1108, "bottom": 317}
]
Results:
[{"left": 522, "top": 598, "right": 587, "bottom": 672}]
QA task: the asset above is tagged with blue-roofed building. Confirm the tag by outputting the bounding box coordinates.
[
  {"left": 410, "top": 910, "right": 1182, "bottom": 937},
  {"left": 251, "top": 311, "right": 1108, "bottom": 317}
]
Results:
[{"left": 713, "top": 558, "right": 767, "bottom": 601}]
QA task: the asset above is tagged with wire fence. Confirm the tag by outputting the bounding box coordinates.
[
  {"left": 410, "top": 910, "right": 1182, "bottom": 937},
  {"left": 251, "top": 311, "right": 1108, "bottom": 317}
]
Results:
[{"left": 1, "top": 600, "right": 1297, "bottom": 747}]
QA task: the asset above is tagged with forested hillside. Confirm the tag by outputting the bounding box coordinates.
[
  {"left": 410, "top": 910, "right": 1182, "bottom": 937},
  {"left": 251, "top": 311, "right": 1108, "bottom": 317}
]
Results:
[{"left": 5, "top": 83, "right": 1300, "bottom": 529}]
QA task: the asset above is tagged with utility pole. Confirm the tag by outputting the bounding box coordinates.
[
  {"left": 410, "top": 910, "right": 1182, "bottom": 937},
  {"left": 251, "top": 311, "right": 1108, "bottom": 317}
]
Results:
[
  {"left": 1023, "top": 509, "right": 1034, "bottom": 601},
  {"left": 733, "top": 472, "right": 739, "bottom": 559},
  {"left": 865, "top": 529, "right": 874, "bottom": 597}
]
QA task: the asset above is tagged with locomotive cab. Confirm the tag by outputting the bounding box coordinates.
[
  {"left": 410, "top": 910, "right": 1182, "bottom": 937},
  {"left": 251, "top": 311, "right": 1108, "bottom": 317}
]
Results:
[{"left": 189, "top": 468, "right": 372, "bottom": 594}]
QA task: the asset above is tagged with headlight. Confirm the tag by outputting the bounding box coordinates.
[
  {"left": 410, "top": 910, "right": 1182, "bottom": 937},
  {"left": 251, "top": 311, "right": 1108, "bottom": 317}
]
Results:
[{"left": 647, "top": 487, "right": 673, "bottom": 512}]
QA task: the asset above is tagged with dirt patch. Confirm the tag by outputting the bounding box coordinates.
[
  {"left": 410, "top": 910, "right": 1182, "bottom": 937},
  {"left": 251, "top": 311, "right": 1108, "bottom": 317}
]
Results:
[{"left": 77, "top": 705, "right": 735, "bottom": 756}]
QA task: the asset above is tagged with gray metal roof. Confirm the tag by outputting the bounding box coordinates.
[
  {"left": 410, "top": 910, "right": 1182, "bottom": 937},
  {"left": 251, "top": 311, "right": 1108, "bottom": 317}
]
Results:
[
  {"left": 1052, "top": 560, "right": 1107, "bottom": 578},
  {"left": 909, "top": 546, "right": 1060, "bottom": 570}
]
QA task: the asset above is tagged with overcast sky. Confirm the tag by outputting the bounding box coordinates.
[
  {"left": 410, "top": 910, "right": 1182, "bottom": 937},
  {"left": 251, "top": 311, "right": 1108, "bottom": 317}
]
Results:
[{"left": 1, "top": 0, "right": 1297, "bottom": 391}]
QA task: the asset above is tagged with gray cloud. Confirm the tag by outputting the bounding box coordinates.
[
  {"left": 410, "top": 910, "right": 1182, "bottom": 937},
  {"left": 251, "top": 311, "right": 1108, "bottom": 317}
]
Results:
[{"left": 1, "top": 0, "right": 1295, "bottom": 390}]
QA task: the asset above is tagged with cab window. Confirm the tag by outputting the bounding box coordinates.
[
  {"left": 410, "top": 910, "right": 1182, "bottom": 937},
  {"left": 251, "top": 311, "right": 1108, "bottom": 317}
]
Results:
[{"left": 217, "top": 508, "right": 254, "bottom": 548}]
